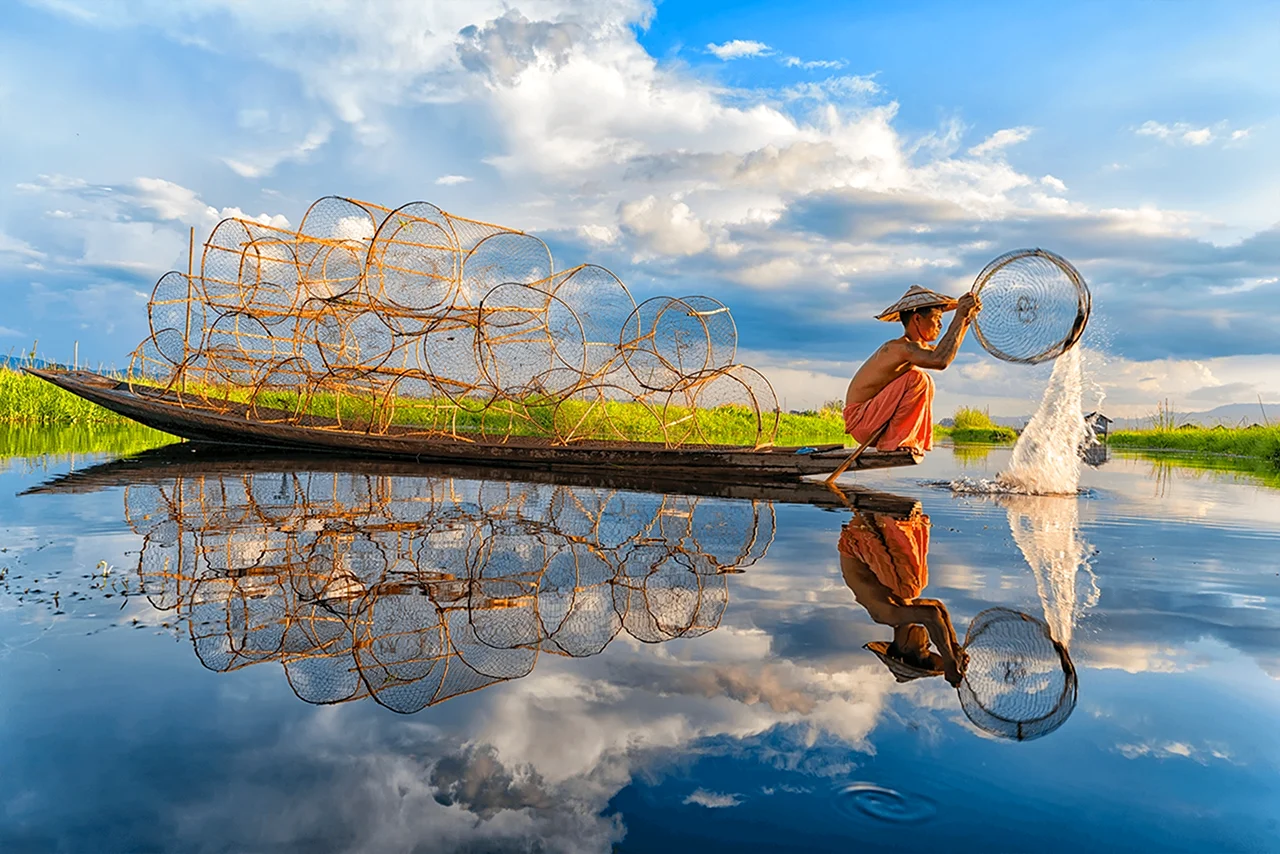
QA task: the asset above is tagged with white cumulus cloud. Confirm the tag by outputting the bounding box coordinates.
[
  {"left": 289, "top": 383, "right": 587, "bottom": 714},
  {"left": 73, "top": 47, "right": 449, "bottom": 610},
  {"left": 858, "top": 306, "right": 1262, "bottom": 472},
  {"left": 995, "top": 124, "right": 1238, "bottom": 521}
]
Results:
[
  {"left": 221, "top": 121, "right": 332, "bottom": 179},
  {"left": 706, "top": 39, "right": 772, "bottom": 60},
  {"left": 1134, "top": 120, "right": 1249, "bottom": 147},
  {"left": 619, "top": 195, "right": 712, "bottom": 256},
  {"left": 968, "top": 126, "right": 1034, "bottom": 157}
]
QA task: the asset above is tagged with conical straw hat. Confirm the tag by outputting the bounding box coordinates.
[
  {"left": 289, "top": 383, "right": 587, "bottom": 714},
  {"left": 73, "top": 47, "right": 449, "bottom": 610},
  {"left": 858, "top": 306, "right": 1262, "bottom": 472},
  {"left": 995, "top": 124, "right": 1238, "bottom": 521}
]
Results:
[
  {"left": 864, "top": 640, "right": 944, "bottom": 683},
  {"left": 875, "top": 285, "right": 959, "bottom": 323}
]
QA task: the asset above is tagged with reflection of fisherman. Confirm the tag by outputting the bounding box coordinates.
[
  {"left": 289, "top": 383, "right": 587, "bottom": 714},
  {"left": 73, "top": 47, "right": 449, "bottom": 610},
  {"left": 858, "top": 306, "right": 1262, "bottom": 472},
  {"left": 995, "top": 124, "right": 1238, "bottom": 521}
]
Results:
[{"left": 838, "top": 509, "right": 967, "bottom": 686}]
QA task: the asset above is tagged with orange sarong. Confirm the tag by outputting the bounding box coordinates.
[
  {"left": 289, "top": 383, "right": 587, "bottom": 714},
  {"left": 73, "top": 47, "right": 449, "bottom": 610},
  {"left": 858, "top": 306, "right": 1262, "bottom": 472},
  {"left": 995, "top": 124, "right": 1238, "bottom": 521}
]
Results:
[
  {"left": 837, "top": 511, "right": 931, "bottom": 599},
  {"left": 842, "top": 368, "right": 934, "bottom": 453}
]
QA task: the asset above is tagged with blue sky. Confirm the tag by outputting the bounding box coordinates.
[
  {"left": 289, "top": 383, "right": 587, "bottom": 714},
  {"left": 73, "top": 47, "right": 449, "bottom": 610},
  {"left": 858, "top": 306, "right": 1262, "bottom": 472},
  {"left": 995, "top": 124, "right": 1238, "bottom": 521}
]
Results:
[{"left": 1, "top": 0, "right": 1278, "bottom": 416}]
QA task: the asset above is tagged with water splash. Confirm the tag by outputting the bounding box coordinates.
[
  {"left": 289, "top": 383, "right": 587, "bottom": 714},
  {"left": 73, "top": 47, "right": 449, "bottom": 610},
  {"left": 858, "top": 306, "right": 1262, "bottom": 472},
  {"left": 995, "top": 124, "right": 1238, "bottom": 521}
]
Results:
[
  {"left": 1000, "top": 495, "right": 1099, "bottom": 645},
  {"left": 998, "top": 346, "right": 1088, "bottom": 495},
  {"left": 937, "top": 345, "right": 1089, "bottom": 495}
]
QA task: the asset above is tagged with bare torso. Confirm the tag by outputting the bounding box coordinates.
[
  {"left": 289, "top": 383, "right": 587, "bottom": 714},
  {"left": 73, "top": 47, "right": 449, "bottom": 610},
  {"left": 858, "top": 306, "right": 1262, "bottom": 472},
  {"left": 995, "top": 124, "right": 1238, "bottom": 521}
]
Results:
[
  {"left": 844, "top": 295, "right": 979, "bottom": 408},
  {"left": 844, "top": 338, "right": 922, "bottom": 407}
]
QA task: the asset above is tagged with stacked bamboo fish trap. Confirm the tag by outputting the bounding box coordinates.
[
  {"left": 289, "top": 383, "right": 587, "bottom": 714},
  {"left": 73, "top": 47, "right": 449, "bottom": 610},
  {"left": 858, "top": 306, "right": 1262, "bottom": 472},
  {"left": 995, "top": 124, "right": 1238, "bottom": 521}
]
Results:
[{"left": 132, "top": 196, "right": 780, "bottom": 448}]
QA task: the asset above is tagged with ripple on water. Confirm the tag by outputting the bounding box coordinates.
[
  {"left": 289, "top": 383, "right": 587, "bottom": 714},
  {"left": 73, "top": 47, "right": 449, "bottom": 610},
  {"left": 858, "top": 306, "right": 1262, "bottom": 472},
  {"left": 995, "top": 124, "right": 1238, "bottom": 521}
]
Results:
[{"left": 833, "top": 783, "right": 937, "bottom": 824}]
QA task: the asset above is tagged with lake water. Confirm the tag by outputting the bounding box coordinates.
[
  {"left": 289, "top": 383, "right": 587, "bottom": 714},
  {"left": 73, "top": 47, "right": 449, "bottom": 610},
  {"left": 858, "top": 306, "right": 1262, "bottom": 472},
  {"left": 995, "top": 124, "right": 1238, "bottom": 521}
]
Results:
[{"left": 1, "top": 442, "right": 1278, "bottom": 853}]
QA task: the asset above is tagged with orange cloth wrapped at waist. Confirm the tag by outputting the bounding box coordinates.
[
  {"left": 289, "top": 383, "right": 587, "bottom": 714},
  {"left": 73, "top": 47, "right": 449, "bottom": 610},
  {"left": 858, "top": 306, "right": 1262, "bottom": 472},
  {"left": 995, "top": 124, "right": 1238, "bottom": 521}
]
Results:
[
  {"left": 843, "top": 367, "right": 934, "bottom": 454},
  {"left": 837, "top": 511, "right": 931, "bottom": 599}
]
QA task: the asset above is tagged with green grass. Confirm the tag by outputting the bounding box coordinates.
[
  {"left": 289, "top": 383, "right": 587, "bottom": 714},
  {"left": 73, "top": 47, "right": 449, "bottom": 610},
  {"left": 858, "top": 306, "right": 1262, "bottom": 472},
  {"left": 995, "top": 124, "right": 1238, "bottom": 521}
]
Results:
[
  {"left": 1108, "top": 426, "right": 1280, "bottom": 467},
  {"left": 202, "top": 383, "right": 856, "bottom": 447},
  {"left": 0, "top": 367, "right": 136, "bottom": 424},
  {"left": 936, "top": 406, "right": 1018, "bottom": 444},
  {"left": 0, "top": 368, "right": 177, "bottom": 463}
]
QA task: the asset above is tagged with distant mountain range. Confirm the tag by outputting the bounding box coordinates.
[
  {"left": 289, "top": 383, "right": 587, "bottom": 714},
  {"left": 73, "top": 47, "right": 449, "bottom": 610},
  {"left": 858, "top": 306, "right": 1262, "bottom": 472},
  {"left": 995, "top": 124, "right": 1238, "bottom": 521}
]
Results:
[
  {"left": 0, "top": 355, "right": 65, "bottom": 371},
  {"left": 978, "top": 402, "right": 1279, "bottom": 431}
]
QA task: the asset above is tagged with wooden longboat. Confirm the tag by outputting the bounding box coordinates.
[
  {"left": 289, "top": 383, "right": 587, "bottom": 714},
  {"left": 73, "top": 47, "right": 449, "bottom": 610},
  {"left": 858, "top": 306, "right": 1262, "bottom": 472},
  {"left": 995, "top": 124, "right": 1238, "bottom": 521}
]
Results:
[
  {"left": 22, "top": 442, "right": 923, "bottom": 516},
  {"left": 27, "top": 368, "right": 921, "bottom": 484}
]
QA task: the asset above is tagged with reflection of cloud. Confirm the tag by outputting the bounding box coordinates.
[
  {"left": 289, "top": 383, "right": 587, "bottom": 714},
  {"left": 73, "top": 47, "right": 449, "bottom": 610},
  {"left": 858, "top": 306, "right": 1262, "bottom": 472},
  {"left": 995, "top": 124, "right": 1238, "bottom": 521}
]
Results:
[
  {"left": 430, "top": 744, "right": 555, "bottom": 818},
  {"left": 1115, "top": 741, "right": 1234, "bottom": 764},
  {"left": 684, "top": 789, "right": 742, "bottom": 808},
  {"left": 1081, "top": 643, "right": 1193, "bottom": 674}
]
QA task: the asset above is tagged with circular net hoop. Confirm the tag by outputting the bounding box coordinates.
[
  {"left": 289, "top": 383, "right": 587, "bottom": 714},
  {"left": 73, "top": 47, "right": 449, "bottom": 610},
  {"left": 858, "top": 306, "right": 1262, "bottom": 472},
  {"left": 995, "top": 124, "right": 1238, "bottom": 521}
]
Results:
[
  {"left": 958, "top": 607, "right": 1078, "bottom": 741},
  {"left": 971, "top": 249, "right": 1091, "bottom": 364}
]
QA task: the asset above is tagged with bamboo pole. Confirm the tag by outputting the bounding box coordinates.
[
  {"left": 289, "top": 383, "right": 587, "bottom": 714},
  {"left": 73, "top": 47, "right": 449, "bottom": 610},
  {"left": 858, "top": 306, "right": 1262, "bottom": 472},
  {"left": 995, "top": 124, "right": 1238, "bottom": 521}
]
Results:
[
  {"left": 824, "top": 422, "right": 889, "bottom": 485},
  {"left": 183, "top": 226, "right": 194, "bottom": 393}
]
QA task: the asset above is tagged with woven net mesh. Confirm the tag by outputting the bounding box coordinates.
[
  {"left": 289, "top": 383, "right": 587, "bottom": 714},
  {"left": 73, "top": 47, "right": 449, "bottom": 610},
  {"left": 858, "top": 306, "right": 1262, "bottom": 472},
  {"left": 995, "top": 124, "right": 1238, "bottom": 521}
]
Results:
[
  {"left": 128, "top": 196, "right": 780, "bottom": 449},
  {"left": 121, "top": 467, "right": 774, "bottom": 714},
  {"left": 971, "top": 249, "right": 1091, "bottom": 364},
  {"left": 958, "top": 607, "right": 1078, "bottom": 741}
]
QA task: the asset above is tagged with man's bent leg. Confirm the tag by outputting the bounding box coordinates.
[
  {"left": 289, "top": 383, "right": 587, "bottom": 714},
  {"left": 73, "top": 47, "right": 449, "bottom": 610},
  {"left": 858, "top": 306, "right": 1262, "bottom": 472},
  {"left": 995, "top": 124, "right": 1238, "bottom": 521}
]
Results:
[
  {"left": 877, "top": 369, "right": 933, "bottom": 453},
  {"left": 843, "top": 369, "right": 935, "bottom": 454}
]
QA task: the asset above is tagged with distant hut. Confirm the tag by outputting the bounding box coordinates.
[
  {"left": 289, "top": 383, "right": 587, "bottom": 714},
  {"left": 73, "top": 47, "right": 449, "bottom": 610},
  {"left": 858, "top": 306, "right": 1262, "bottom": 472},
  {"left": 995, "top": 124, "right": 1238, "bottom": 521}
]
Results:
[{"left": 1084, "top": 411, "right": 1112, "bottom": 440}]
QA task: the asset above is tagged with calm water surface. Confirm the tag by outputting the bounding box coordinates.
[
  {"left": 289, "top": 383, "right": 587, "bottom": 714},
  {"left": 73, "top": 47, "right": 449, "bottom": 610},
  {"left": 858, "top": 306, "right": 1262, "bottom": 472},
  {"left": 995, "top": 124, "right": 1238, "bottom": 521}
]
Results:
[{"left": 1, "top": 444, "right": 1278, "bottom": 853}]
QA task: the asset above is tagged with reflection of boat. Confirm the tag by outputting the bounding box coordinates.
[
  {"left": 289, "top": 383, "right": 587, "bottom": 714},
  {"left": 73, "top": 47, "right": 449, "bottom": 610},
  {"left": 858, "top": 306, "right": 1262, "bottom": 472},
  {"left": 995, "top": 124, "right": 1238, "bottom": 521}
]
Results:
[
  {"left": 25, "top": 444, "right": 923, "bottom": 515},
  {"left": 27, "top": 369, "right": 920, "bottom": 483},
  {"left": 30, "top": 458, "right": 802, "bottom": 713}
]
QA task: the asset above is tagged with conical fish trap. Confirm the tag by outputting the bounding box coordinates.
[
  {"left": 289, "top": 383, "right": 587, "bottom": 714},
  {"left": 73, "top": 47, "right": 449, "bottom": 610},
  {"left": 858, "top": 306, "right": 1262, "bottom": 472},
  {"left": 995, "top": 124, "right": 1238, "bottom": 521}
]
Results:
[{"left": 958, "top": 607, "right": 1077, "bottom": 741}]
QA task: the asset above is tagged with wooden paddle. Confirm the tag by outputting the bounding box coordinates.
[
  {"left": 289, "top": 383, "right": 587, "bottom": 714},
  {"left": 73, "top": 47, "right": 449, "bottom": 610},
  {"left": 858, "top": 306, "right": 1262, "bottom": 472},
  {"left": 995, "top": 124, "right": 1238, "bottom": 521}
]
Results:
[{"left": 824, "top": 422, "right": 889, "bottom": 485}]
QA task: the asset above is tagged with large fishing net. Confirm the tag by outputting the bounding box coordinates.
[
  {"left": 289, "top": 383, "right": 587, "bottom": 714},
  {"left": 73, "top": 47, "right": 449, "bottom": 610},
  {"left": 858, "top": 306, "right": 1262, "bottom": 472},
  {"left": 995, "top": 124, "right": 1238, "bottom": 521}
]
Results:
[
  {"left": 958, "top": 607, "right": 1078, "bottom": 741},
  {"left": 971, "top": 249, "right": 1091, "bottom": 364},
  {"left": 128, "top": 196, "right": 780, "bottom": 449},
  {"left": 122, "top": 468, "right": 774, "bottom": 714}
]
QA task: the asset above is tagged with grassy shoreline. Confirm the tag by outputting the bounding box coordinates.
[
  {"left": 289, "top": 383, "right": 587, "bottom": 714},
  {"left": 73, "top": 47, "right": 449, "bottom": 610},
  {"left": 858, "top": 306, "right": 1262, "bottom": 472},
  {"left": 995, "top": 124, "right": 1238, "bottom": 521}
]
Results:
[
  {"left": 0, "top": 367, "right": 137, "bottom": 424},
  {"left": 1110, "top": 447, "right": 1280, "bottom": 489},
  {"left": 1108, "top": 426, "right": 1280, "bottom": 467}
]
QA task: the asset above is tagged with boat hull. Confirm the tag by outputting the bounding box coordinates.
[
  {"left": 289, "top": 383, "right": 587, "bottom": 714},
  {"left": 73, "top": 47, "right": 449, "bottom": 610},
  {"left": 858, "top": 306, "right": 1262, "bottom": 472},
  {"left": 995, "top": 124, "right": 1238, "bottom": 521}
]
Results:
[{"left": 27, "top": 369, "right": 922, "bottom": 482}]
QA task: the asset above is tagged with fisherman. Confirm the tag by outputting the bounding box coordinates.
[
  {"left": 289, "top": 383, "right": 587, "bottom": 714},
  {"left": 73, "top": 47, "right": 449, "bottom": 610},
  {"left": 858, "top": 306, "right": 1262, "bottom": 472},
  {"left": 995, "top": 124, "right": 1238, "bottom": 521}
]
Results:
[
  {"left": 837, "top": 508, "right": 966, "bottom": 686},
  {"left": 843, "top": 286, "right": 981, "bottom": 455}
]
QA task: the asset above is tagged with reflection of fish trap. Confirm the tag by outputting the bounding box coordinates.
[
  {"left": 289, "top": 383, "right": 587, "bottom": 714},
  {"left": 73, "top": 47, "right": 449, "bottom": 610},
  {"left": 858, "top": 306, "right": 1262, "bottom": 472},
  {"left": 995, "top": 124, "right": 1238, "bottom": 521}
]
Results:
[
  {"left": 122, "top": 467, "right": 774, "bottom": 713},
  {"left": 958, "top": 607, "right": 1077, "bottom": 741}
]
